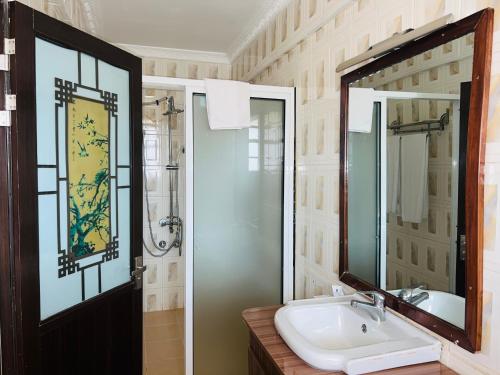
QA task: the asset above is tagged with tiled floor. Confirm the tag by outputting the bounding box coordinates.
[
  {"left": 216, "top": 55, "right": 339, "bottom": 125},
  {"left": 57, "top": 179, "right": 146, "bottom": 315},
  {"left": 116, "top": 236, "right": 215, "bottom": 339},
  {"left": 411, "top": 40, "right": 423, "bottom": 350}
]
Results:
[{"left": 144, "top": 308, "right": 185, "bottom": 375}]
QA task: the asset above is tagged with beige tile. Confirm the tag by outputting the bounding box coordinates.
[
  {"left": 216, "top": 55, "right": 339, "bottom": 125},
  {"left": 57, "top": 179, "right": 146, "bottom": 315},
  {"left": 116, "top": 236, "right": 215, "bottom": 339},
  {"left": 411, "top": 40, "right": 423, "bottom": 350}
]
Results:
[
  {"left": 144, "top": 310, "right": 177, "bottom": 327},
  {"left": 145, "top": 339, "right": 184, "bottom": 364},
  {"left": 145, "top": 358, "right": 184, "bottom": 375},
  {"left": 145, "top": 324, "right": 181, "bottom": 342},
  {"left": 174, "top": 308, "right": 184, "bottom": 324}
]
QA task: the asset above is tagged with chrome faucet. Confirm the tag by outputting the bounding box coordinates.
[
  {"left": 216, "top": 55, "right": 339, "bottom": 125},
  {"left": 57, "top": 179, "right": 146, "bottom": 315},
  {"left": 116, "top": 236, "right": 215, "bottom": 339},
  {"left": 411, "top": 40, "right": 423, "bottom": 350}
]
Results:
[
  {"left": 350, "top": 291, "right": 386, "bottom": 322},
  {"left": 398, "top": 284, "right": 429, "bottom": 306}
]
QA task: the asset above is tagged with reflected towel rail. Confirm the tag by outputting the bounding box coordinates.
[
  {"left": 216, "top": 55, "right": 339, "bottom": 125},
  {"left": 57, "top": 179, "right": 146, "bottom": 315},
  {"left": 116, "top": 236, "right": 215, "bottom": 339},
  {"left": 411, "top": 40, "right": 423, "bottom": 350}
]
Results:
[{"left": 389, "top": 111, "right": 449, "bottom": 135}]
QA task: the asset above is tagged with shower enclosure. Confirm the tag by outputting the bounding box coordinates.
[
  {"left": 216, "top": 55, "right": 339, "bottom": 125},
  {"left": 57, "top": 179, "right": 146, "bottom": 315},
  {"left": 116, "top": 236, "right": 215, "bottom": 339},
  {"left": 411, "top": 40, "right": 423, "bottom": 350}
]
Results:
[{"left": 142, "top": 77, "right": 294, "bottom": 375}]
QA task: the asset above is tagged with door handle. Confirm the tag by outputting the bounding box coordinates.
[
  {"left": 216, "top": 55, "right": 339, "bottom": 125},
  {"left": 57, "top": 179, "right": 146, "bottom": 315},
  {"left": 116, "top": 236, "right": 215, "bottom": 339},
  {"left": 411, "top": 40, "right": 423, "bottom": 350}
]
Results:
[{"left": 132, "top": 256, "right": 147, "bottom": 290}]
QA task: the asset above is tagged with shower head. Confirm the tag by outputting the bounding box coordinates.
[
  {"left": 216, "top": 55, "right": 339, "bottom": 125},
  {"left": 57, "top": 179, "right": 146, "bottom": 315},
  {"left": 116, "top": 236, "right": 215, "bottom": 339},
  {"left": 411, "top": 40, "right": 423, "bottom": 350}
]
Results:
[
  {"left": 142, "top": 95, "right": 183, "bottom": 115},
  {"left": 163, "top": 96, "right": 184, "bottom": 116},
  {"left": 142, "top": 96, "right": 168, "bottom": 106}
]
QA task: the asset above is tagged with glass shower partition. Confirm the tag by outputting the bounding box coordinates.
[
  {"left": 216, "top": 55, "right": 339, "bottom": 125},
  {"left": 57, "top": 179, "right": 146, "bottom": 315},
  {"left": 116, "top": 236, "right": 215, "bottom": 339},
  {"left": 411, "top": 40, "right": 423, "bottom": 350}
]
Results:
[
  {"left": 347, "top": 104, "right": 381, "bottom": 286},
  {"left": 192, "top": 94, "right": 286, "bottom": 375}
]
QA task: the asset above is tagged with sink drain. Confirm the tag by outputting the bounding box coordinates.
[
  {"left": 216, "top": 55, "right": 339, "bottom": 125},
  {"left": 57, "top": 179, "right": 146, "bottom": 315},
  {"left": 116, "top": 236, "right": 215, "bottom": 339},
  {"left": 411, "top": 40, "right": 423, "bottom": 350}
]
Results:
[{"left": 361, "top": 324, "right": 367, "bottom": 333}]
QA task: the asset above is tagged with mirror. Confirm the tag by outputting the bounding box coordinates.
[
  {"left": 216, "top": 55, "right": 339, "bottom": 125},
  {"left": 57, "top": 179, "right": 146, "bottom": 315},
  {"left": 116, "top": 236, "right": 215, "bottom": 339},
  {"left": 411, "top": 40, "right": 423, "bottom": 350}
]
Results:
[
  {"left": 340, "top": 9, "right": 494, "bottom": 352},
  {"left": 348, "top": 32, "right": 473, "bottom": 329}
]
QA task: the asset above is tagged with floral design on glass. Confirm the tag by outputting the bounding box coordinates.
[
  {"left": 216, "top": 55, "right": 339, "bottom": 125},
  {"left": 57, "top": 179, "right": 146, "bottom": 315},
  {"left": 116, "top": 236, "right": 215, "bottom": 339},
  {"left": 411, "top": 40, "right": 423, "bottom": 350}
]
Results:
[{"left": 68, "top": 98, "right": 110, "bottom": 258}]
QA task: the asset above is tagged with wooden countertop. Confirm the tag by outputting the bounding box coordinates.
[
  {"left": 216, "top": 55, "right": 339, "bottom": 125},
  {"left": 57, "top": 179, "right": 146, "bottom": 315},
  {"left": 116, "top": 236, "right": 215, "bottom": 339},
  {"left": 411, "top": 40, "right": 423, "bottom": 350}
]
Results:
[{"left": 242, "top": 305, "right": 457, "bottom": 375}]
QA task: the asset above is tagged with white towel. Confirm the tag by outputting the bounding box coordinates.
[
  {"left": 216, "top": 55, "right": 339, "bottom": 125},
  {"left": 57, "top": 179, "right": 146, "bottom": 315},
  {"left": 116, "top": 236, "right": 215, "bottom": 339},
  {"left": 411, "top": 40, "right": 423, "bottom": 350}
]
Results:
[
  {"left": 348, "top": 87, "right": 375, "bottom": 133},
  {"left": 387, "top": 136, "right": 401, "bottom": 215},
  {"left": 400, "top": 134, "right": 429, "bottom": 223},
  {"left": 204, "top": 79, "right": 250, "bottom": 130}
]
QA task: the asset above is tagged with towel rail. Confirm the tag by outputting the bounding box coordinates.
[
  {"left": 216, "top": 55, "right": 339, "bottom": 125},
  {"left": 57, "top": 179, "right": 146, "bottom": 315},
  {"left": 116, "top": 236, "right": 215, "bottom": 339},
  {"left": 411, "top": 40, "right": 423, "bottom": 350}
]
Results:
[{"left": 389, "top": 111, "right": 449, "bottom": 135}]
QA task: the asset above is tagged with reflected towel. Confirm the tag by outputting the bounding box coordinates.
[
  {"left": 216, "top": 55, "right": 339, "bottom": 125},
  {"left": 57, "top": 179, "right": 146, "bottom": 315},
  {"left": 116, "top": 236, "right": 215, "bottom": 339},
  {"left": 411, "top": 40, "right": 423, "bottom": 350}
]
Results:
[
  {"left": 204, "top": 79, "right": 250, "bottom": 130},
  {"left": 400, "top": 134, "right": 429, "bottom": 223},
  {"left": 387, "top": 136, "right": 401, "bottom": 215},
  {"left": 348, "top": 87, "right": 375, "bottom": 133}
]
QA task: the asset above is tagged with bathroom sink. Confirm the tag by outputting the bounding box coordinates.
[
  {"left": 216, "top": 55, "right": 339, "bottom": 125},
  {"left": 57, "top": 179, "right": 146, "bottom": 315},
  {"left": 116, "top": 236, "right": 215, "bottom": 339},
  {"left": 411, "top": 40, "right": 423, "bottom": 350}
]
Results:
[
  {"left": 274, "top": 296, "right": 441, "bottom": 374},
  {"left": 389, "top": 289, "right": 465, "bottom": 329}
]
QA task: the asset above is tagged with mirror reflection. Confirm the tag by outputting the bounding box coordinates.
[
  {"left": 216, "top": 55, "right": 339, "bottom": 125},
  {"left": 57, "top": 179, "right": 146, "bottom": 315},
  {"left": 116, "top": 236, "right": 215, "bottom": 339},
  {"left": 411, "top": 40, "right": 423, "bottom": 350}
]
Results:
[{"left": 347, "top": 32, "right": 474, "bottom": 329}]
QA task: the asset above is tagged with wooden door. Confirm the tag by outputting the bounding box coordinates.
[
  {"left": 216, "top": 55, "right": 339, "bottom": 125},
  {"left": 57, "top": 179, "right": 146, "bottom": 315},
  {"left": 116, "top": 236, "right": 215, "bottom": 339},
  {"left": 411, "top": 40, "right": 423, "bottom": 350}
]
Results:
[{"left": 0, "top": 3, "right": 143, "bottom": 375}]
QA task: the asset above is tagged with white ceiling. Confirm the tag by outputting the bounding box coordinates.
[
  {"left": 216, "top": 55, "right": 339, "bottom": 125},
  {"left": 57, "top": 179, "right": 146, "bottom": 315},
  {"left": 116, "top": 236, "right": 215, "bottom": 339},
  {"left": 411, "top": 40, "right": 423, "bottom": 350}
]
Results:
[{"left": 88, "top": 0, "right": 290, "bottom": 61}]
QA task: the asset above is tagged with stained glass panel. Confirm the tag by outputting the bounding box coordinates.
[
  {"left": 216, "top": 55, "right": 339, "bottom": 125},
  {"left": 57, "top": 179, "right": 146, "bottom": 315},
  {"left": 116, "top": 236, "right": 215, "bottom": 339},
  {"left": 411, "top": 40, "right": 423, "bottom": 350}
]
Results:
[{"left": 36, "top": 37, "right": 131, "bottom": 319}]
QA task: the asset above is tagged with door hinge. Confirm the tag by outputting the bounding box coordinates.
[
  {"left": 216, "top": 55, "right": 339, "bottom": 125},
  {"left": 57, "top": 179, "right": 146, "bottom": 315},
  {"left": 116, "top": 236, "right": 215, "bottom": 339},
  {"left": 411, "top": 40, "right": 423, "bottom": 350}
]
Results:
[
  {"left": 131, "top": 256, "right": 147, "bottom": 290},
  {"left": 4, "top": 38, "right": 15, "bottom": 55},
  {"left": 0, "top": 54, "right": 9, "bottom": 71},
  {"left": 0, "top": 111, "right": 10, "bottom": 127},
  {"left": 5, "top": 94, "right": 15, "bottom": 110},
  {"left": 0, "top": 38, "right": 14, "bottom": 72},
  {"left": 0, "top": 95, "right": 16, "bottom": 127},
  {"left": 0, "top": 38, "right": 16, "bottom": 72}
]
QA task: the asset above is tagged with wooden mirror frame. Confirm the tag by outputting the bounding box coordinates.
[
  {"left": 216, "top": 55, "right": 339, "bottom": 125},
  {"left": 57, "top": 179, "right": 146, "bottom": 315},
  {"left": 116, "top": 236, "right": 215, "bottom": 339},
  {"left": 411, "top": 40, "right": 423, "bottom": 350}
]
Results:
[{"left": 339, "top": 8, "right": 493, "bottom": 352}]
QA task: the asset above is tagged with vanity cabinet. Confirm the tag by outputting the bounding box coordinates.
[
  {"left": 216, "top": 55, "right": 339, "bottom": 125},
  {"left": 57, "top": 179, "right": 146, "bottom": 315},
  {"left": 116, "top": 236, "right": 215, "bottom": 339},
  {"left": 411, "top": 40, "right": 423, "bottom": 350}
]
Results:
[
  {"left": 248, "top": 345, "right": 268, "bottom": 375},
  {"left": 243, "top": 305, "right": 457, "bottom": 375}
]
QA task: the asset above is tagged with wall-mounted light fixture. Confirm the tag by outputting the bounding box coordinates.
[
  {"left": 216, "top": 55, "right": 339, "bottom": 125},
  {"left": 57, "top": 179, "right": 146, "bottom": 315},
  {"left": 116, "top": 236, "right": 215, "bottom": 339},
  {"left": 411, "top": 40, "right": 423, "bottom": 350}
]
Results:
[{"left": 336, "top": 14, "right": 452, "bottom": 73}]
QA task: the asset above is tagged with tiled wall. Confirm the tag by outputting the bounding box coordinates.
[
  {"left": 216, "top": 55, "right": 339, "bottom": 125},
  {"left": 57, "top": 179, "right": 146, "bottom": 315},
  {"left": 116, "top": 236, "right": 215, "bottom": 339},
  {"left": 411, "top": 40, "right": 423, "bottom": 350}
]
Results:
[
  {"left": 142, "top": 57, "right": 231, "bottom": 81},
  {"left": 142, "top": 88, "right": 186, "bottom": 312},
  {"left": 232, "top": 0, "right": 500, "bottom": 373},
  {"left": 17, "top": 0, "right": 96, "bottom": 34},
  {"left": 351, "top": 35, "right": 474, "bottom": 292}
]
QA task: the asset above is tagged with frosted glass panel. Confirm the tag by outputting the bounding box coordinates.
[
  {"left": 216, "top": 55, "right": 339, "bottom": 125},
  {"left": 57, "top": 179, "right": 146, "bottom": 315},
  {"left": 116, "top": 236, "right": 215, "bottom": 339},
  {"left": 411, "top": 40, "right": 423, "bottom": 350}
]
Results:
[
  {"left": 347, "top": 104, "right": 380, "bottom": 285},
  {"left": 193, "top": 95, "right": 284, "bottom": 375},
  {"left": 36, "top": 37, "right": 131, "bottom": 319}
]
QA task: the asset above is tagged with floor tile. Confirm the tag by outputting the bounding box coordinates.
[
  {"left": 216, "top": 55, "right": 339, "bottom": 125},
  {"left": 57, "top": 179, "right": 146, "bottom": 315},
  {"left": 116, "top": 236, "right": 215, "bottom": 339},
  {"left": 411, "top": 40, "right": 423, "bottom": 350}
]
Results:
[
  {"left": 145, "top": 339, "right": 184, "bottom": 364},
  {"left": 144, "top": 308, "right": 185, "bottom": 374},
  {"left": 145, "top": 358, "right": 184, "bottom": 375},
  {"left": 144, "top": 310, "right": 177, "bottom": 327},
  {"left": 145, "top": 323, "right": 181, "bottom": 342}
]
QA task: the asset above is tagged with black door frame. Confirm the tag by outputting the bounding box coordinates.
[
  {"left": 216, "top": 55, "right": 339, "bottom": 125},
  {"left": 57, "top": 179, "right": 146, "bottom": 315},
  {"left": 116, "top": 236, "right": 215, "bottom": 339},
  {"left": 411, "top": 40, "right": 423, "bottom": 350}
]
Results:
[
  {"left": 0, "top": 3, "right": 143, "bottom": 374},
  {"left": 456, "top": 81, "right": 472, "bottom": 298}
]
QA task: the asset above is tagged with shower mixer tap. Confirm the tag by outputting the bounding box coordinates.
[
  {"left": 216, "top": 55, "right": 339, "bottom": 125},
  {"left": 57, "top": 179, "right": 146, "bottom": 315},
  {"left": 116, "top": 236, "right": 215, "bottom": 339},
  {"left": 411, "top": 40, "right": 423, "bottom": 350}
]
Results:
[{"left": 159, "top": 216, "right": 181, "bottom": 233}]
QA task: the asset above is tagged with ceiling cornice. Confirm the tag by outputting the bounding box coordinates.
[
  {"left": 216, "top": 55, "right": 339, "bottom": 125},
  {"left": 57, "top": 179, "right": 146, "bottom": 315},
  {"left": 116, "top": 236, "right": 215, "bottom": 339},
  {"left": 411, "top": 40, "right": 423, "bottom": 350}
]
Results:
[
  {"left": 226, "top": 0, "right": 292, "bottom": 62},
  {"left": 115, "top": 43, "right": 231, "bottom": 64}
]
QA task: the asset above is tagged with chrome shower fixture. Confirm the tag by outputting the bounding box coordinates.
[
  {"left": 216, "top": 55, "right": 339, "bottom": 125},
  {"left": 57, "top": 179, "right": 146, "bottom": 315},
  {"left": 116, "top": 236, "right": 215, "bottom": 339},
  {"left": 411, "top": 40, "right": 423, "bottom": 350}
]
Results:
[
  {"left": 164, "top": 96, "right": 184, "bottom": 115},
  {"left": 142, "top": 95, "right": 184, "bottom": 257},
  {"left": 142, "top": 96, "right": 169, "bottom": 106}
]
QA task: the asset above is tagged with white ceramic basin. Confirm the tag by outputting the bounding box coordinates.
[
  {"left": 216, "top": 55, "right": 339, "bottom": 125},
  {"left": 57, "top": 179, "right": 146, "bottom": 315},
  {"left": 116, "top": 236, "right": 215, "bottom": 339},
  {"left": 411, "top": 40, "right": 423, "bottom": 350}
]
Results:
[
  {"left": 390, "top": 289, "right": 465, "bottom": 329},
  {"left": 275, "top": 296, "right": 441, "bottom": 374}
]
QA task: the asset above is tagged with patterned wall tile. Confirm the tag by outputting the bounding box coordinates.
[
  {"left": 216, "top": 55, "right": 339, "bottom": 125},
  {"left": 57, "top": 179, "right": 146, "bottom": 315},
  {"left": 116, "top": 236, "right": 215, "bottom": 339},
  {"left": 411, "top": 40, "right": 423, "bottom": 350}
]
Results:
[
  {"left": 144, "top": 288, "right": 163, "bottom": 312},
  {"left": 233, "top": 1, "right": 500, "bottom": 372},
  {"left": 163, "top": 287, "right": 184, "bottom": 310}
]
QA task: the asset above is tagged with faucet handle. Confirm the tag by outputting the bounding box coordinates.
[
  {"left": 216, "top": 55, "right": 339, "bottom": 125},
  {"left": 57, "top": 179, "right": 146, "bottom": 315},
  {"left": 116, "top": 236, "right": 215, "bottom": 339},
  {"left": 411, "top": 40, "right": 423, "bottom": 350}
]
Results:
[
  {"left": 356, "top": 291, "right": 385, "bottom": 307},
  {"left": 413, "top": 283, "right": 427, "bottom": 291}
]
